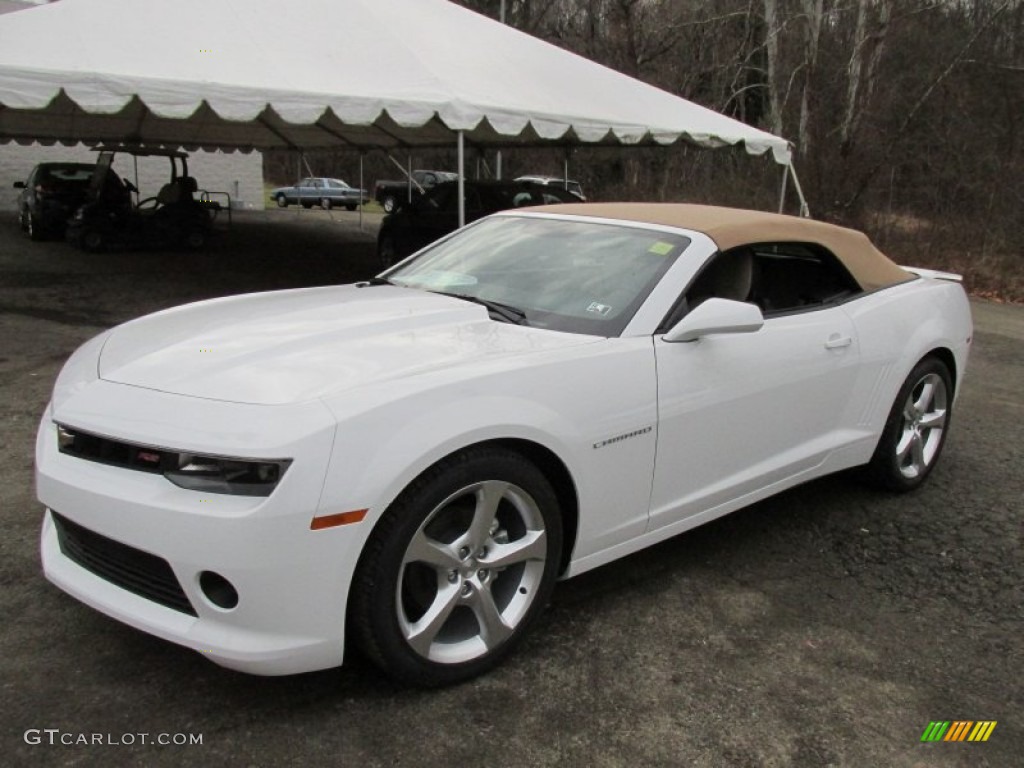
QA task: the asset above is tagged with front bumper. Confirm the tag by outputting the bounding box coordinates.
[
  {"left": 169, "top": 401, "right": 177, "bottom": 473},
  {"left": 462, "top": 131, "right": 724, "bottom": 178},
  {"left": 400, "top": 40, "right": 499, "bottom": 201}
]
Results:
[{"left": 36, "top": 381, "right": 366, "bottom": 675}]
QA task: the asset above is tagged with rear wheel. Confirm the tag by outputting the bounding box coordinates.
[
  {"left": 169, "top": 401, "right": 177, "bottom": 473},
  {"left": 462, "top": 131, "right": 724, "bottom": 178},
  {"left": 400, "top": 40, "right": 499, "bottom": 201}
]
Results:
[
  {"left": 350, "top": 448, "right": 562, "bottom": 687},
  {"left": 182, "top": 228, "right": 207, "bottom": 251},
  {"left": 866, "top": 356, "right": 953, "bottom": 492},
  {"left": 382, "top": 195, "right": 397, "bottom": 213},
  {"left": 25, "top": 209, "right": 44, "bottom": 241},
  {"left": 80, "top": 229, "right": 104, "bottom": 253}
]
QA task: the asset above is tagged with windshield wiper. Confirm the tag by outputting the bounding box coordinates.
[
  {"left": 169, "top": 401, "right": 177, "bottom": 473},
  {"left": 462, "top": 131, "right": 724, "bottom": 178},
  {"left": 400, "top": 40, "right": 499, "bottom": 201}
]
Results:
[
  {"left": 439, "top": 292, "right": 529, "bottom": 325},
  {"left": 356, "top": 277, "right": 393, "bottom": 287}
]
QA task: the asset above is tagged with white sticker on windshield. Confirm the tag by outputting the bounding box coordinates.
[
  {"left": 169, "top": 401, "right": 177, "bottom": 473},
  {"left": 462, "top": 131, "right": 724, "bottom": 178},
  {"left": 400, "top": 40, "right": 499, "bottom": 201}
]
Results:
[{"left": 586, "top": 302, "right": 612, "bottom": 316}]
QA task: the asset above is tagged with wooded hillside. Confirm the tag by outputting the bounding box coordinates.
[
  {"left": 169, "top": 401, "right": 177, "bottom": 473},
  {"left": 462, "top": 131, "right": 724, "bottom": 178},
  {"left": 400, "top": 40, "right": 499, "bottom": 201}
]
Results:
[{"left": 463, "top": 0, "right": 1022, "bottom": 298}]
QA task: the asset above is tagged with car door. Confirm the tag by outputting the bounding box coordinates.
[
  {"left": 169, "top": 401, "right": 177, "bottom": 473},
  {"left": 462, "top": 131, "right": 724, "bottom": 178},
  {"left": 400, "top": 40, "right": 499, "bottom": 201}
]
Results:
[{"left": 648, "top": 246, "right": 862, "bottom": 532}]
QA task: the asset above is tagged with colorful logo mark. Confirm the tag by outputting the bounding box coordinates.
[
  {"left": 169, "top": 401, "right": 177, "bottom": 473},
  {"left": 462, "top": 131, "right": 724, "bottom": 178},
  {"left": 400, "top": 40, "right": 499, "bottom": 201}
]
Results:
[{"left": 920, "top": 721, "right": 997, "bottom": 742}]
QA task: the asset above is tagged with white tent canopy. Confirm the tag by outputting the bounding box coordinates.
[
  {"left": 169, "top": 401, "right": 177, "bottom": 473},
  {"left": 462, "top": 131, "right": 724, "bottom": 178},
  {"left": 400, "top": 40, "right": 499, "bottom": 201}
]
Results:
[{"left": 0, "top": 0, "right": 791, "bottom": 164}]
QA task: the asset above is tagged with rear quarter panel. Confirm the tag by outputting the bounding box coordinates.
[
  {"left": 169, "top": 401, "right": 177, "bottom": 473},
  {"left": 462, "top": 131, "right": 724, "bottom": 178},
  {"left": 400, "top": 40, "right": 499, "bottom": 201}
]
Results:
[{"left": 839, "top": 277, "right": 972, "bottom": 458}]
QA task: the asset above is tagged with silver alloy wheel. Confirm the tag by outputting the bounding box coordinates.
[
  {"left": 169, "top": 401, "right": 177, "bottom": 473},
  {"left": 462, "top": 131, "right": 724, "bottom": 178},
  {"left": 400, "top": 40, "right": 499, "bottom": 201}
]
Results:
[
  {"left": 276, "top": 194, "right": 287, "bottom": 208},
  {"left": 896, "top": 372, "right": 948, "bottom": 479},
  {"left": 396, "top": 479, "right": 548, "bottom": 665}
]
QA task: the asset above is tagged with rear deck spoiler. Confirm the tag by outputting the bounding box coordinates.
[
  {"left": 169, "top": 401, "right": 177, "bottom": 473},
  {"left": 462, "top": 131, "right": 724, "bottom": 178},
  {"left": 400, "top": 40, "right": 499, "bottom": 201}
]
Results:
[{"left": 901, "top": 266, "right": 963, "bottom": 283}]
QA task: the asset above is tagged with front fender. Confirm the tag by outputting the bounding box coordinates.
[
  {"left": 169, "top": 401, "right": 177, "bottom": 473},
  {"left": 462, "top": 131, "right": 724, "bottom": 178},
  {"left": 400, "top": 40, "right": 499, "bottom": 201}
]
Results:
[{"left": 315, "top": 337, "right": 659, "bottom": 574}]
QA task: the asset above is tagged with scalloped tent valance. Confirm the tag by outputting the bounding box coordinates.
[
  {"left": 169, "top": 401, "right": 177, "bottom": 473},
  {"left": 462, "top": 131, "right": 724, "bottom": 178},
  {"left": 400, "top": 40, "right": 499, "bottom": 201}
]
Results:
[{"left": 0, "top": 0, "right": 791, "bottom": 164}]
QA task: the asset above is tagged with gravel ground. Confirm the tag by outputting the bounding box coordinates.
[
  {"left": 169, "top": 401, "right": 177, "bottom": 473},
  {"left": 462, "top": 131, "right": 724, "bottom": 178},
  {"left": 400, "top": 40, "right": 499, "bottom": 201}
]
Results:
[{"left": 1, "top": 209, "right": 1020, "bottom": 767}]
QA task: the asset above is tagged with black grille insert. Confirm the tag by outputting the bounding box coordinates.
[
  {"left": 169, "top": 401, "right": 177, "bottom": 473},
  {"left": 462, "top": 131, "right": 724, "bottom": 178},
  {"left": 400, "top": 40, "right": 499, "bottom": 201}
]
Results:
[
  {"left": 51, "top": 511, "right": 197, "bottom": 616},
  {"left": 56, "top": 425, "right": 170, "bottom": 474}
]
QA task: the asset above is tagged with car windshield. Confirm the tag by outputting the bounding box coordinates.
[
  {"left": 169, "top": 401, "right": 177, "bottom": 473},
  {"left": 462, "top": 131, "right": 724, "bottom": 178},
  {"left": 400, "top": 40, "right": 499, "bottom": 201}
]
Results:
[
  {"left": 39, "top": 165, "right": 94, "bottom": 186},
  {"left": 385, "top": 215, "right": 689, "bottom": 336}
]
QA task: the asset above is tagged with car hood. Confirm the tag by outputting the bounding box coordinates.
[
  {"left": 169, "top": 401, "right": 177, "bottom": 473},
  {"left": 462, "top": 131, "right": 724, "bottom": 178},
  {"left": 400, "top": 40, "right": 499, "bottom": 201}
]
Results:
[{"left": 97, "top": 285, "right": 596, "bottom": 405}]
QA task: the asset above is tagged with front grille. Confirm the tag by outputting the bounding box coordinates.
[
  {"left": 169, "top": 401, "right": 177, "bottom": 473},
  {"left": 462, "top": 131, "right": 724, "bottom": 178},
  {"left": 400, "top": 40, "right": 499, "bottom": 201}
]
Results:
[
  {"left": 56, "top": 425, "right": 170, "bottom": 475},
  {"left": 51, "top": 511, "right": 197, "bottom": 616}
]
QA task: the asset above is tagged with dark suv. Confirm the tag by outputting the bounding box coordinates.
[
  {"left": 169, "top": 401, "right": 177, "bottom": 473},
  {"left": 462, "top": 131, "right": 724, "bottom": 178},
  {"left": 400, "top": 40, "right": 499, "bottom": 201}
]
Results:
[
  {"left": 377, "top": 180, "right": 579, "bottom": 266},
  {"left": 14, "top": 162, "right": 95, "bottom": 240}
]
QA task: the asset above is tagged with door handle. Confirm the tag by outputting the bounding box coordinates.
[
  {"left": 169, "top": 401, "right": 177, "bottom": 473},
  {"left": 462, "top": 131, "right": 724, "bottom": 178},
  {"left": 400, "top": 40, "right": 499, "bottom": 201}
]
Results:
[{"left": 825, "top": 334, "right": 853, "bottom": 349}]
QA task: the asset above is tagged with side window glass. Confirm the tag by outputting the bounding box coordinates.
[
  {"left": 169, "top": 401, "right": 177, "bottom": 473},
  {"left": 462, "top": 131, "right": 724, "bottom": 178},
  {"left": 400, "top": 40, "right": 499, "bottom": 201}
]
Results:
[{"left": 745, "top": 243, "right": 862, "bottom": 315}]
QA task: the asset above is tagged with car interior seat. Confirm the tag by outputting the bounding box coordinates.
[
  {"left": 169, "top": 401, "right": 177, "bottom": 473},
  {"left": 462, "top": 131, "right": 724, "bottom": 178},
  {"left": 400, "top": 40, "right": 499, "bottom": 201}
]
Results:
[{"left": 688, "top": 248, "right": 754, "bottom": 307}]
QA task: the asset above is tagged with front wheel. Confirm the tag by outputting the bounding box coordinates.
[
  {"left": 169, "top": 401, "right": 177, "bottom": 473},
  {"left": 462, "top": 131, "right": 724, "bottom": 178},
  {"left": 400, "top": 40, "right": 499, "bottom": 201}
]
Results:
[
  {"left": 382, "top": 195, "right": 396, "bottom": 213},
  {"left": 275, "top": 194, "right": 288, "bottom": 208},
  {"left": 320, "top": 197, "right": 332, "bottom": 211},
  {"left": 865, "top": 356, "right": 953, "bottom": 492},
  {"left": 349, "top": 448, "right": 563, "bottom": 687},
  {"left": 378, "top": 232, "right": 398, "bottom": 268}
]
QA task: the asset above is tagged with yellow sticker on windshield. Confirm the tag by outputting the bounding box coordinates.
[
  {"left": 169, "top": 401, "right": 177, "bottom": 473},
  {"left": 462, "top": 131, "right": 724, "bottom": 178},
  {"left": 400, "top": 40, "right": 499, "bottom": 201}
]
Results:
[{"left": 648, "top": 241, "right": 675, "bottom": 256}]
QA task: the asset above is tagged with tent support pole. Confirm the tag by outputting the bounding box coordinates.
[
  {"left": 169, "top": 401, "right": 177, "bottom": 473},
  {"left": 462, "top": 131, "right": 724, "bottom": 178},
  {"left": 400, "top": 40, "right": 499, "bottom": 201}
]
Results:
[
  {"left": 297, "top": 152, "right": 302, "bottom": 216},
  {"left": 778, "top": 162, "right": 789, "bottom": 214},
  {"left": 788, "top": 161, "right": 811, "bottom": 218},
  {"left": 496, "top": 150, "right": 502, "bottom": 180},
  {"left": 358, "top": 153, "right": 364, "bottom": 231},
  {"left": 457, "top": 131, "right": 466, "bottom": 228},
  {"left": 407, "top": 154, "right": 413, "bottom": 204}
]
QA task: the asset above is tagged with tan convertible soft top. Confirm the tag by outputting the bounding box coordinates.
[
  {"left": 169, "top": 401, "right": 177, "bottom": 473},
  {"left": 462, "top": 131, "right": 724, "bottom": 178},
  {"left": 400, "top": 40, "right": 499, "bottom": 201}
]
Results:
[{"left": 525, "top": 203, "right": 913, "bottom": 291}]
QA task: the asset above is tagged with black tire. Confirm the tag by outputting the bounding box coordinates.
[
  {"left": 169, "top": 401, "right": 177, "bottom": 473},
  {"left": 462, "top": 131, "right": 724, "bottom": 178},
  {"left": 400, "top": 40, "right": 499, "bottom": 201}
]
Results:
[
  {"left": 275, "top": 194, "right": 288, "bottom": 208},
  {"left": 345, "top": 204, "right": 357, "bottom": 212},
  {"left": 80, "top": 229, "right": 104, "bottom": 253},
  {"left": 182, "top": 228, "right": 207, "bottom": 251},
  {"left": 349, "top": 447, "right": 563, "bottom": 687},
  {"left": 320, "top": 197, "right": 332, "bottom": 211},
  {"left": 18, "top": 206, "right": 29, "bottom": 232},
  {"left": 26, "top": 210, "right": 44, "bottom": 241},
  {"left": 865, "top": 356, "right": 953, "bottom": 492},
  {"left": 378, "top": 232, "right": 398, "bottom": 268},
  {"left": 382, "top": 195, "right": 396, "bottom": 213}
]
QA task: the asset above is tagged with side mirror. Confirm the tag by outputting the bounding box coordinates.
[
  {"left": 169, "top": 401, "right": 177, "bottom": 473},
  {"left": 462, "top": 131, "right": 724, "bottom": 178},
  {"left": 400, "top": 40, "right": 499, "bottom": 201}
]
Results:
[
  {"left": 663, "top": 298, "right": 764, "bottom": 343},
  {"left": 13, "top": 181, "right": 26, "bottom": 189}
]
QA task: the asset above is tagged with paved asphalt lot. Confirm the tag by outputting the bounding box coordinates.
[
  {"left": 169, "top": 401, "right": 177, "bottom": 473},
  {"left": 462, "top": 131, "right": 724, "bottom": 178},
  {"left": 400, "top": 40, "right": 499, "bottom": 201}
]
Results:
[{"left": 1, "top": 209, "right": 1020, "bottom": 767}]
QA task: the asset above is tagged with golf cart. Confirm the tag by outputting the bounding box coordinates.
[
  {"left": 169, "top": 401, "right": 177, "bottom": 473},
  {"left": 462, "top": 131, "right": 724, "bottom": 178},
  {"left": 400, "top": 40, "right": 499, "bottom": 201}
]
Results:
[{"left": 66, "top": 146, "right": 213, "bottom": 252}]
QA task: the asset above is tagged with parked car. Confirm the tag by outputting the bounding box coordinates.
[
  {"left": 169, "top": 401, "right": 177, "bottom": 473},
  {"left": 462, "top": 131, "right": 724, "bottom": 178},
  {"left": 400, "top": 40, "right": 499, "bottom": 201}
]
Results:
[
  {"left": 514, "top": 175, "right": 586, "bottom": 201},
  {"left": 270, "top": 177, "right": 369, "bottom": 210},
  {"left": 374, "top": 170, "right": 458, "bottom": 212},
  {"left": 377, "top": 179, "right": 580, "bottom": 265},
  {"left": 14, "top": 162, "right": 95, "bottom": 240},
  {"left": 36, "top": 204, "right": 971, "bottom": 687}
]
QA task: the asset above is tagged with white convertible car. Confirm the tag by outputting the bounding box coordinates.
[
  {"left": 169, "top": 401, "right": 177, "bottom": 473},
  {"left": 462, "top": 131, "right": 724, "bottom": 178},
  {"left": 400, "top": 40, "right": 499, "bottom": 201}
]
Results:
[{"left": 37, "top": 204, "right": 972, "bottom": 686}]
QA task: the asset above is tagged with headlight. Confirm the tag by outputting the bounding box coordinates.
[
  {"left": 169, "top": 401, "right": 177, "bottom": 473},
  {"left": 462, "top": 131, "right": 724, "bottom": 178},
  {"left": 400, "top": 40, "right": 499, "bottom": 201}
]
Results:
[
  {"left": 56, "top": 424, "right": 291, "bottom": 497},
  {"left": 164, "top": 454, "right": 291, "bottom": 496}
]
